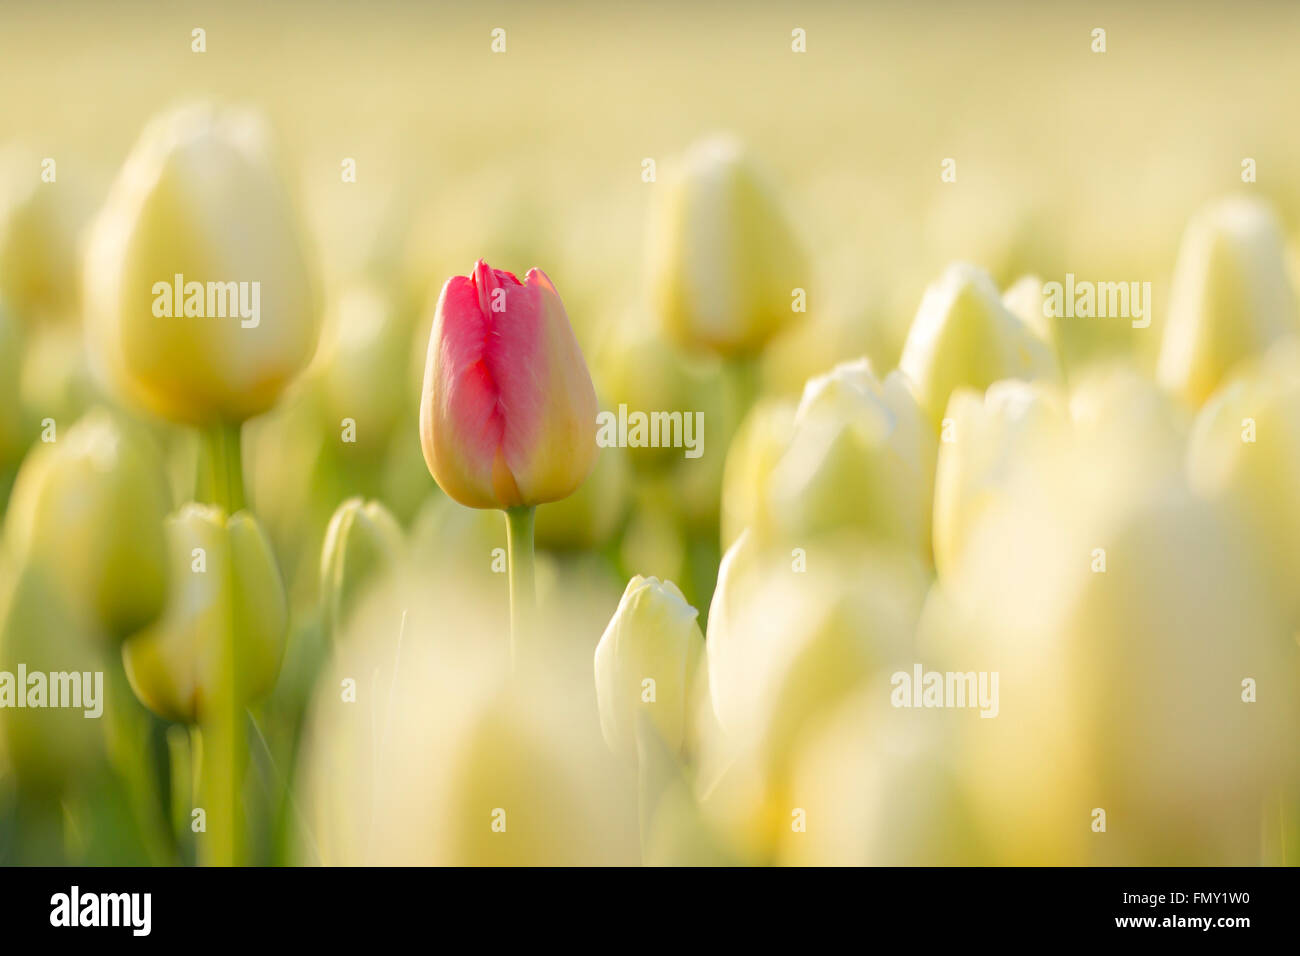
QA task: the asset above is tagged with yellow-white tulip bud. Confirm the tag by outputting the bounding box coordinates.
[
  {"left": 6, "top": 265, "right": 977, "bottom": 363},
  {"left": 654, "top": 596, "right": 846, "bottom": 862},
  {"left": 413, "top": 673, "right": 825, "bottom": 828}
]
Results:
[
  {"left": 84, "top": 104, "right": 320, "bottom": 425},
  {"left": 300, "top": 635, "right": 638, "bottom": 865},
  {"left": 316, "top": 284, "right": 409, "bottom": 448},
  {"left": 1157, "top": 198, "right": 1299, "bottom": 407},
  {"left": 776, "top": 691, "right": 977, "bottom": 865},
  {"left": 762, "top": 359, "right": 935, "bottom": 557},
  {"left": 900, "top": 263, "right": 1058, "bottom": 424},
  {"left": 933, "top": 380, "right": 1069, "bottom": 578},
  {"left": 0, "top": 146, "right": 81, "bottom": 322},
  {"left": 1188, "top": 335, "right": 1300, "bottom": 621},
  {"left": 0, "top": 562, "right": 107, "bottom": 793},
  {"left": 707, "top": 529, "right": 928, "bottom": 764},
  {"left": 648, "top": 136, "right": 810, "bottom": 357},
  {"left": 320, "top": 497, "right": 404, "bottom": 643},
  {"left": 123, "top": 504, "right": 288, "bottom": 723},
  {"left": 593, "top": 575, "right": 704, "bottom": 758},
  {"left": 4, "top": 408, "right": 169, "bottom": 640}
]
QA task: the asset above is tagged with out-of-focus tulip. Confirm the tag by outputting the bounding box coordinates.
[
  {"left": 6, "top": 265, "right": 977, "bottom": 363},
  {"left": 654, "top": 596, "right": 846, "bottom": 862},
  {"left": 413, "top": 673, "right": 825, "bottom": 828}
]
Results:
[
  {"left": 4, "top": 408, "right": 169, "bottom": 640},
  {"left": 0, "top": 146, "right": 81, "bottom": 323},
  {"left": 594, "top": 576, "right": 704, "bottom": 759},
  {"left": 1157, "top": 198, "right": 1299, "bottom": 407},
  {"left": 923, "top": 363, "right": 1296, "bottom": 864},
  {"left": 0, "top": 561, "right": 107, "bottom": 794},
  {"left": 720, "top": 397, "right": 796, "bottom": 549},
  {"left": 899, "top": 262, "right": 1058, "bottom": 425},
  {"left": 419, "top": 259, "right": 598, "bottom": 510},
  {"left": 1188, "top": 336, "right": 1300, "bottom": 621},
  {"left": 775, "top": 691, "right": 978, "bottom": 865},
  {"left": 84, "top": 104, "right": 320, "bottom": 425},
  {"left": 19, "top": 322, "right": 99, "bottom": 436},
  {"left": 932, "top": 380, "right": 1069, "bottom": 578},
  {"left": 647, "top": 136, "right": 810, "bottom": 357},
  {"left": 594, "top": 316, "right": 722, "bottom": 475},
  {"left": 123, "top": 504, "right": 288, "bottom": 723},
  {"left": 761, "top": 359, "right": 935, "bottom": 558},
  {"left": 701, "top": 528, "right": 929, "bottom": 858},
  {"left": 1057, "top": 485, "right": 1297, "bottom": 864},
  {"left": 707, "top": 528, "right": 929, "bottom": 767},
  {"left": 299, "top": 620, "right": 639, "bottom": 865},
  {"left": 320, "top": 497, "right": 404, "bottom": 643},
  {"left": 317, "top": 284, "right": 410, "bottom": 448}
]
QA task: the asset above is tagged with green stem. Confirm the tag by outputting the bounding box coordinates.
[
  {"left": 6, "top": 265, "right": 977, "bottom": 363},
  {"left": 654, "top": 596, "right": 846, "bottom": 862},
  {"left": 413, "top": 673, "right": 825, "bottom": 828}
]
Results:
[
  {"left": 199, "top": 422, "right": 246, "bottom": 513},
  {"left": 196, "top": 420, "right": 249, "bottom": 865},
  {"left": 504, "top": 506, "right": 536, "bottom": 668}
]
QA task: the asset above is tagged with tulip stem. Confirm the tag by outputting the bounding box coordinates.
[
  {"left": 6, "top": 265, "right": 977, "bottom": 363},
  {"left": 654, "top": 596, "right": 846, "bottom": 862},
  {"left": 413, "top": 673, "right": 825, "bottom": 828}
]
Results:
[
  {"left": 200, "top": 422, "right": 246, "bottom": 514},
  {"left": 196, "top": 421, "right": 249, "bottom": 865},
  {"left": 504, "top": 506, "right": 537, "bottom": 667}
]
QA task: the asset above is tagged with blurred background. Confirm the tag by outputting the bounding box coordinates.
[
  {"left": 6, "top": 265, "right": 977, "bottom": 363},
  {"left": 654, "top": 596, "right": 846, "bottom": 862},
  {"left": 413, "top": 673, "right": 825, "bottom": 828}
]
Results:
[{"left": 1, "top": 0, "right": 1299, "bottom": 866}]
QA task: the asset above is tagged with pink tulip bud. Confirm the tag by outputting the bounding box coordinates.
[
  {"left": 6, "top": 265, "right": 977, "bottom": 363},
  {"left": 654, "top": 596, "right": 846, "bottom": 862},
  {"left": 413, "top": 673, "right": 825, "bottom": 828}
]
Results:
[{"left": 419, "top": 260, "right": 599, "bottom": 509}]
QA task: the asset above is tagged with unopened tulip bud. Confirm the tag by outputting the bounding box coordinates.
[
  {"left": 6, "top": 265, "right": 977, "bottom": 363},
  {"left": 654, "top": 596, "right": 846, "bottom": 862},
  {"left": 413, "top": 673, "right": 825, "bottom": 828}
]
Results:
[
  {"left": 0, "top": 562, "right": 107, "bottom": 793},
  {"left": 317, "top": 284, "right": 410, "bottom": 447},
  {"left": 762, "top": 359, "right": 935, "bottom": 557},
  {"left": 1188, "top": 336, "right": 1300, "bottom": 619},
  {"left": 707, "top": 529, "right": 929, "bottom": 774},
  {"left": 419, "top": 259, "right": 598, "bottom": 509},
  {"left": 594, "top": 576, "right": 704, "bottom": 758},
  {"left": 648, "top": 136, "right": 810, "bottom": 356},
  {"left": 933, "top": 381, "right": 1069, "bottom": 578},
  {"left": 84, "top": 104, "right": 320, "bottom": 425},
  {"left": 19, "top": 322, "right": 100, "bottom": 437},
  {"left": 4, "top": 408, "right": 169, "bottom": 640},
  {"left": 320, "top": 497, "right": 404, "bottom": 642},
  {"left": 123, "top": 504, "right": 288, "bottom": 723},
  {"left": 0, "top": 146, "right": 81, "bottom": 322},
  {"left": 1157, "top": 198, "right": 1299, "bottom": 406},
  {"left": 899, "top": 263, "right": 1058, "bottom": 424}
]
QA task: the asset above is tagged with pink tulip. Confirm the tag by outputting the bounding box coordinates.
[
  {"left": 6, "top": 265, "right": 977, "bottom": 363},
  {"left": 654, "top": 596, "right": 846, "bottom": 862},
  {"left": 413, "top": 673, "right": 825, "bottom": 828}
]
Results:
[{"left": 420, "top": 260, "right": 599, "bottom": 510}]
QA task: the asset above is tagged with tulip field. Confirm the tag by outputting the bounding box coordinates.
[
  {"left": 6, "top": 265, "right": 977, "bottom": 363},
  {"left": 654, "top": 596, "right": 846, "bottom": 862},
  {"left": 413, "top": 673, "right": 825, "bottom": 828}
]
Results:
[{"left": 0, "top": 0, "right": 1299, "bottom": 879}]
